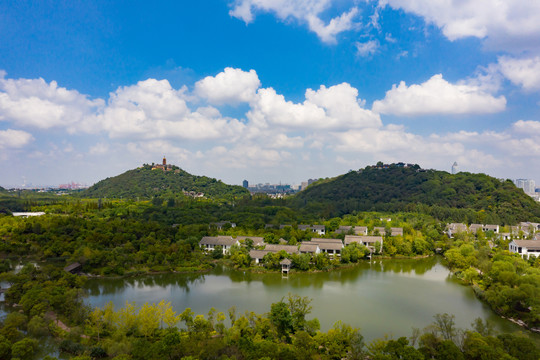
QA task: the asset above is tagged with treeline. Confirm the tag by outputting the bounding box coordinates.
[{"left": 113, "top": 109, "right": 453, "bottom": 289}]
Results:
[
  {"left": 291, "top": 164, "right": 540, "bottom": 224},
  {"left": 0, "top": 193, "right": 65, "bottom": 213},
  {"left": 0, "top": 204, "right": 449, "bottom": 275},
  {"left": 4, "top": 162, "right": 540, "bottom": 227},
  {"left": 0, "top": 213, "right": 211, "bottom": 275}
]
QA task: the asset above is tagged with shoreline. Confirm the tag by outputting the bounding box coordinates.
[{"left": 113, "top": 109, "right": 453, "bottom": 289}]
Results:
[{"left": 448, "top": 266, "right": 540, "bottom": 335}]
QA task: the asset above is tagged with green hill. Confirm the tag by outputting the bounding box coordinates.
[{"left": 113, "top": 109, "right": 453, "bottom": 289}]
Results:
[
  {"left": 291, "top": 163, "right": 540, "bottom": 224},
  {"left": 83, "top": 164, "right": 249, "bottom": 199}
]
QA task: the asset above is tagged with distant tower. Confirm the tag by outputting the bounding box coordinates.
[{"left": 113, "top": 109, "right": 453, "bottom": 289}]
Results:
[
  {"left": 451, "top": 162, "right": 458, "bottom": 174},
  {"left": 163, "top": 156, "right": 167, "bottom": 166},
  {"left": 242, "top": 180, "right": 249, "bottom": 188}
]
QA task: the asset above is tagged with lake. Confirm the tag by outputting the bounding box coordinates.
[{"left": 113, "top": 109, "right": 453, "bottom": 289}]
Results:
[{"left": 84, "top": 256, "right": 536, "bottom": 342}]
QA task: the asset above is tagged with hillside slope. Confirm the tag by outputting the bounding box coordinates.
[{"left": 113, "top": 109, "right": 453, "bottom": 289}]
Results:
[
  {"left": 83, "top": 164, "right": 249, "bottom": 199},
  {"left": 291, "top": 164, "right": 540, "bottom": 224}
]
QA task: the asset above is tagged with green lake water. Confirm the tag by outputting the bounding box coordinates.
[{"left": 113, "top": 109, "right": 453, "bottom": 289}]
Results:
[{"left": 84, "top": 256, "right": 538, "bottom": 342}]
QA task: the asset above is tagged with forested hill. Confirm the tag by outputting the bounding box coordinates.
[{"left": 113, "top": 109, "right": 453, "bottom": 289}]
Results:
[
  {"left": 82, "top": 164, "right": 249, "bottom": 199},
  {"left": 291, "top": 164, "right": 540, "bottom": 224}
]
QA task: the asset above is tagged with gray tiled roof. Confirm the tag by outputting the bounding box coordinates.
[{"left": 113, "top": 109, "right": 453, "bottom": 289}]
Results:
[
  {"left": 299, "top": 243, "right": 319, "bottom": 253},
  {"left": 513, "top": 240, "right": 540, "bottom": 250},
  {"left": 344, "top": 235, "right": 382, "bottom": 245},
  {"left": 335, "top": 226, "right": 352, "bottom": 232},
  {"left": 311, "top": 238, "right": 343, "bottom": 244},
  {"left": 199, "top": 236, "right": 238, "bottom": 247},
  {"left": 354, "top": 226, "right": 368, "bottom": 235},
  {"left": 236, "top": 236, "right": 265, "bottom": 246},
  {"left": 249, "top": 249, "right": 270, "bottom": 259},
  {"left": 316, "top": 242, "right": 343, "bottom": 250},
  {"left": 264, "top": 244, "right": 299, "bottom": 254}
]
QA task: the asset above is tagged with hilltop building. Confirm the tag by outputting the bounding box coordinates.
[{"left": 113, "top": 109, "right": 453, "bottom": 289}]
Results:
[{"left": 152, "top": 156, "right": 173, "bottom": 171}]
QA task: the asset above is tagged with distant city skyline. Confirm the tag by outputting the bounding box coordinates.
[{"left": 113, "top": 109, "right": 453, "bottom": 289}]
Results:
[
  {"left": 2, "top": 2, "right": 540, "bottom": 187},
  {"left": 4, "top": 162, "right": 540, "bottom": 190}
]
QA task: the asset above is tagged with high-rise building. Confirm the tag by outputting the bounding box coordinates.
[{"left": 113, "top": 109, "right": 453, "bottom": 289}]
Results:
[
  {"left": 451, "top": 162, "right": 458, "bottom": 174},
  {"left": 514, "top": 179, "right": 536, "bottom": 194},
  {"left": 242, "top": 180, "right": 248, "bottom": 188}
]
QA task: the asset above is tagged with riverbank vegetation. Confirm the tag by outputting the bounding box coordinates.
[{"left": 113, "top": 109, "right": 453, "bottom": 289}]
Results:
[
  {"left": 1, "top": 278, "right": 539, "bottom": 360},
  {"left": 444, "top": 238, "right": 540, "bottom": 331}
]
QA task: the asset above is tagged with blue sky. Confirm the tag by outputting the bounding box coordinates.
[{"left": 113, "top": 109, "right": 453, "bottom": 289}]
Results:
[{"left": 2, "top": 0, "right": 540, "bottom": 187}]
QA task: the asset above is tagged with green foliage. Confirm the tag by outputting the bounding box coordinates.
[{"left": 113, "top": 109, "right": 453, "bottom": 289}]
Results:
[
  {"left": 269, "top": 301, "right": 293, "bottom": 339},
  {"left": 0, "top": 335, "right": 11, "bottom": 359},
  {"left": 10, "top": 338, "right": 38, "bottom": 360},
  {"left": 82, "top": 165, "right": 249, "bottom": 200},
  {"left": 292, "top": 164, "right": 540, "bottom": 223}
]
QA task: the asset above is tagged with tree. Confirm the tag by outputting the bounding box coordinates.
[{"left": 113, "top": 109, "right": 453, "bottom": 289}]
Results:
[
  {"left": 10, "top": 338, "right": 38, "bottom": 360},
  {"left": 0, "top": 335, "right": 11, "bottom": 360},
  {"left": 270, "top": 301, "right": 293, "bottom": 340},
  {"left": 433, "top": 313, "right": 457, "bottom": 341},
  {"left": 470, "top": 318, "right": 494, "bottom": 337},
  {"left": 138, "top": 302, "right": 160, "bottom": 338},
  {"left": 286, "top": 294, "right": 312, "bottom": 332}
]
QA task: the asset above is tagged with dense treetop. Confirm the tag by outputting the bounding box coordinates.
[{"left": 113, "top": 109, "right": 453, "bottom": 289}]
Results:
[
  {"left": 82, "top": 164, "right": 249, "bottom": 199},
  {"left": 291, "top": 164, "right": 540, "bottom": 224}
]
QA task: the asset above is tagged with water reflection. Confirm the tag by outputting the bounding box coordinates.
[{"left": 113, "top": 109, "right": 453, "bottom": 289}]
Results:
[
  {"left": 85, "top": 257, "right": 441, "bottom": 298},
  {"left": 82, "top": 256, "right": 538, "bottom": 343},
  {"left": 85, "top": 271, "right": 206, "bottom": 297}
]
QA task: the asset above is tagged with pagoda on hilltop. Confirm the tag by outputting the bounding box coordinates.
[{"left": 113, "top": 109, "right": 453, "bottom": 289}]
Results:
[{"left": 151, "top": 156, "right": 173, "bottom": 171}]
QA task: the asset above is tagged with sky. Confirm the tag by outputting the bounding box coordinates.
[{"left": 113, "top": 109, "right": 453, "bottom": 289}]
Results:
[{"left": 2, "top": 1, "right": 540, "bottom": 188}]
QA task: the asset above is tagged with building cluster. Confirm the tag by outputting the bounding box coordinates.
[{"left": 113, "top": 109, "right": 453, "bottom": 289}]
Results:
[
  {"left": 241, "top": 178, "right": 322, "bottom": 195},
  {"left": 58, "top": 181, "right": 88, "bottom": 190},
  {"left": 513, "top": 178, "right": 540, "bottom": 201},
  {"left": 183, "top": 190, "right": 204, "bottom": 198},
  {"left": 199, "top": 234, "right": 385, "bottom": 265},
  {"left": 151, "top": 156, "right": 175, "bottom": 171},
  {"left": 199, "top": 223, "right": 408, "bottom": 269},
  {"left": 242, "top": 180, "right": 297, "bottom": 195},
  {"left": 447, "top": 222, "right": 540, "bottom": 259},
  {"left": 369, "top": 162, "right": 415, "bottom": 170},
  {"left": 198, "top": 220, "right": 540, "bottom": 272},
  {"left": 514, "top": 179, "right": 536, "bottom": 195},
  {"left": 12, "top": 212, "right": 46, "bottom": 217},
  {"left": 300, "top": 179, "right": 317, "bottom": 191}
]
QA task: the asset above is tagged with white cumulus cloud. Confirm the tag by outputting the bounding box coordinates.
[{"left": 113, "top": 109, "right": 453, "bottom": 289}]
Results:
[
  {"left": 229, "top": 0, "right": 359, "bottom": 43},
  {"left": 512, "top": 120, "right": 540, "bottom": 135},
  {"left": 194, "top": 67, "right": 261, "bottom": 104},
  {"left": 0, "top": 129, "right": 34, "bottom": 149},
  {"left": 99, "top": 78, "right": 245, "bottom": 140},
  {"left": 497, "top": 56, "right": 540, "bottom": 91},
  {"left": 372, "top": 74, "right": 506, "bottom": 116},
  {"left": 0, "top": 71, "right": 103, "bottom": 132},
  {"left": 249, "top": 83, "right": 381, "bottom": 130},
  {"left": 381, "top": 0, "right": 540, "bottom": 52}
]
